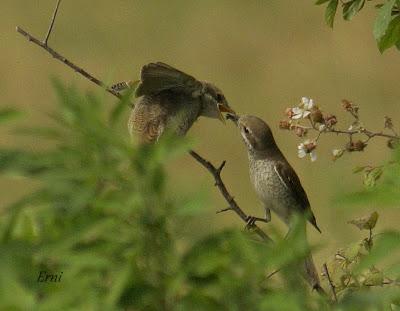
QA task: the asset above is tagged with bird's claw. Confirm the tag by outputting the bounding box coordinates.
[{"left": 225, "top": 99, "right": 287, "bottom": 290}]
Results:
[
  {"left": 245, "top": 215, "right": 270, "bottom": 230},
  {"left": 245, "top": 216, "right": 258, "bottom": 230}
]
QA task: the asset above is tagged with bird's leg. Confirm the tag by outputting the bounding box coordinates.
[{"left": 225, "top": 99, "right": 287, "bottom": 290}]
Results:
[
  {"left": 245, "top": 207, "right": 271, "bottom": 229},
  {"left": 111, "top": 80, "right": 139, "bottom": 92}
]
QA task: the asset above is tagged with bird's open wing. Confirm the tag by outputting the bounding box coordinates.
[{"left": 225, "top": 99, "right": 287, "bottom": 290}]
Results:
[
  {"left": 135, "top": 62, "right": 203, "bottom": 97},
  {"left": 274, "top": 162, "right": 321, "bottom": 233}
]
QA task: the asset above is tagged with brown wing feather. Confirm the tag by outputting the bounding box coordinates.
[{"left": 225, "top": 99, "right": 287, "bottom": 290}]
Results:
[
  {"left": 275, "top": 162, "right": 321, "bottom": 233},
  {"left": 135, "top": 62, "right": 202, "bottom": 97}
]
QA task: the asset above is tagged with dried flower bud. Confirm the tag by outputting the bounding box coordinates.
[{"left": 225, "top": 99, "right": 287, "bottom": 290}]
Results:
[
  {"left": 294, "top": 126, "right": 307, "bottom": 137},
  {"left": 342, "top": 99, "right": 352, "bottom": 111},
  {"left": 279, "top": 120, "right": 291, "bottom": 130},
  {"left": 285, "top": 108, "right": 294, "bottom": 118},
  {"left": 346, "top": 140, "right": 367, "bottom": 152},
  {"left": 324, "top": 114, "right": 337, "bottom": 127},
  {"left": 310, "top": 108, "right": 323, "bottom": 123},
  {"left": 384, "top": 116, "right": 393, "bottom": 129},
  {"left": 387, "top": 138, "right": 399, "bottom": 149}
]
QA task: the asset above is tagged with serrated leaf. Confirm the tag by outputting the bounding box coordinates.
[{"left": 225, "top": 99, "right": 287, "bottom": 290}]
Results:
[
  {"left": 377, "top": 16, "right": 400, "bottom": 52},
  {"left": 362, "top": 267, "right": 384, "bottom": 286},
  {"left": 373, "top": 0, "right": 397, "bottom": 40},
  {"left": 348, "top": 211, "right": 379, "bottom": 230},
  {"left": 326, "top": 0, "right": 339, "bottom": 28},
  {"left": 363, "top": 167, "right": 383, "bottom": 188},
  {"left": 352, "top": 166, "right": 366, "bottom": 173},
  {"left": 316, "top": 0, "right": 331, "bottom": 4},
  {"left": 355, "top": 231, "right": 400, "bottom": 272}
]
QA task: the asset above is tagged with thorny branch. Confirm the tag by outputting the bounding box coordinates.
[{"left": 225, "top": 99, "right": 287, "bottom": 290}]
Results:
[{"left": 16, "top": 0, "right": 273, "bottom": 244}]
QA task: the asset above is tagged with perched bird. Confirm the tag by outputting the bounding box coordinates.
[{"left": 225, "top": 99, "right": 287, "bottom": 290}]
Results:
[
  {"left": 229, "top": 114, "right": 323, "bottom": 291},
  {"left": 112, "top": 62, "right": 235, "bottom": 143}
]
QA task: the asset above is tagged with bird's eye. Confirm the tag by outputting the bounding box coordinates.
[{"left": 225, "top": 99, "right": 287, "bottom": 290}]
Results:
[
  {"left": 216, "top": 94, "right": 224, "bottom": 102},
  {"left": 243, "top": 127, "right": 250, "bottom": 134}
]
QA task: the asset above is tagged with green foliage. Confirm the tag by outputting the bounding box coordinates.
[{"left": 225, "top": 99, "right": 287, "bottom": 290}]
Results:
[
  {"left": 316, "top": 0, "right": 400, "bottom": 52},
  {"left": 0, "top": 82, "right": 399, "bottom": 310},
  {"left": 340, "top": 146, "right": 400, "bottom": 206}
]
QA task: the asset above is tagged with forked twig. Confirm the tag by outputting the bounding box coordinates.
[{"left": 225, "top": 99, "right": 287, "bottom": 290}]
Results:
[
  {"left": 44, "top": 0, "right": 62, "bottom": 45},
  {"left": 189, "top": 151, "right": 273, "bottom": 243}
]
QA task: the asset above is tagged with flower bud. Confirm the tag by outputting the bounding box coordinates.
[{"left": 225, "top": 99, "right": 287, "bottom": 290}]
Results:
[
  {"left": 294, "top": 126, "right": 307, "bottom": 137},
  {"left": 384, "top": 116, "right": 393, "bottom": 129},
  {"left": 279, "top": 120, "right": 291, "bottom": 130},
  {"left": 285, "top": 108, "right": 294, "bottom": 118},
  {"left": 342, "top": 99, "right": 352, "bottom": 111},
  {"left": 324, "top": 114, "right": 337, "bottom": 127},
  {"left": 310, "top": 108, "right": 323, "bottom": 123},
  {"left": 346, "top": 140, "right": 366, "bottom": 152}
]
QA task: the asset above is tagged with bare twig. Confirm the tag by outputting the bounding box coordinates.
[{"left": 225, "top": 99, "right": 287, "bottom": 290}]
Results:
[
  {"left": 16, "top": 26, "right": 121, "bottom": 99},
  {"left": 216, "top": 207, "right": 233, "bottom": 214},
  {"left": 44, "top": 0, "right": 62, "bottom": 45},
  {"left": 322, "top": 263, "right": 338, "bottom": 303},
  {"left": 189, "top": 150, "right": 273, "bottom": 243}
]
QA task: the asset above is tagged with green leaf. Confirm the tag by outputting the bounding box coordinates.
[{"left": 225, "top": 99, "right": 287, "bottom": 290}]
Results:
[
  {"left": 377, "top": 16, "right": 400, "bottom": 52},
  {"left": 0, "top": 108, "right": 24, "bottom": 124},
  {"left": 355, "top": 231, "right": 400, "bottom": 272},
  {"left": 373, "top": 0, "right": 397, "bottom": 40},
  {"left": 348, "top": 211, "right": 379, "bottom": 230},
  {"left": 343, "top": 0, "right": 365, "bottom": 21},
  {"left": 363, "top": 167, "right": 383, "bottom": 188},
  {"left": 352, "top": 166, "right": 366, "bottom": 173},
  {"left": 326, "top": 0, "right": 339, "bottom": 28},
  {"left": 315, "top": 0, "right": 330, "bottom": 4},
  {"left": 362, "top": 267, "right": 384, "bottom": 286}
]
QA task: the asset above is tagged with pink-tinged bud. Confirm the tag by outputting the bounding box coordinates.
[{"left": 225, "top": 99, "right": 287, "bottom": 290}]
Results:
[
  {"left": 346, "top": 140, "right": 367, "bottom": 152},
  {"left": 342, "top": 99, "right": 352, "bottom": 111},
  {"left": 304, "top": 141, "right": 316, "bottom": 152},
  {"left": 324, "top": 114, "right": 337, "bottom": 127},
  {"left": 310, "top": 108, "right": 323, "bottom": 123},
  {"left": 279, "top": 120, "right": 291, "bottom": 130},
  {"left": 285, "top": 108, "right": 294, "bottom": 118},
  {"left": 384, "top": 116, "right": 393, "bottom": 129},
  {"left": 294, "top": 126, "right": 307, "bottom": 137}
]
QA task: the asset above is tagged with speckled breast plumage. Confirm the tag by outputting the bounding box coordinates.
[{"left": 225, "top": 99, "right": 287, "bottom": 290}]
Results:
[
  {"left": 248, "top": 156, "right": 300, "bottom": 225},
  {"left": 128, "top": 92, "right": 202, "bottom": 143}
]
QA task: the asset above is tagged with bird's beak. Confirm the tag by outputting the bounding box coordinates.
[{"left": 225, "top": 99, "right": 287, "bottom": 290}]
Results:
[
  {"left": 226, "top": 112, "right": 239, "bottom": 125},
  {"left": 217, "top": 103, "right": 236, "bottom": 123}
]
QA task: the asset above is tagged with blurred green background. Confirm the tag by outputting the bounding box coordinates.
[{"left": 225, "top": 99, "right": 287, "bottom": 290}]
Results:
[{"left": 1, "top": 0, "right": 399, "bottom": 267}]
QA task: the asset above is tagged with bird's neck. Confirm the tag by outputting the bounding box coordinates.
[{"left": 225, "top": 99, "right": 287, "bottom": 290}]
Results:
[{"left": 248, "top": 144, "right": 283, "bottom": 161}]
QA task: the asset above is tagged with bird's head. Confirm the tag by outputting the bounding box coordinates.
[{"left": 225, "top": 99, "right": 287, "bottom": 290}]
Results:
[
  {"left": 230, "top": 114, "right": 276, "bottom": 152},
  {"left": 200, "top": 82, "right": 235, "bottom": 122}
]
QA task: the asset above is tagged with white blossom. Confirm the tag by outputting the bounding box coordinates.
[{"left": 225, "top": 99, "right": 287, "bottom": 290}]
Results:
[
  {"left": 297, "top": 139, "right": 317, "bottom": 162},
  {"left": 291, "top": 97, "right": 315, "bottom": 119}
]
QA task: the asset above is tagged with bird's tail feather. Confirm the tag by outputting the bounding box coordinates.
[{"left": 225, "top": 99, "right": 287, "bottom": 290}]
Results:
[{"left": 303, "top": 253, "right": 325, "bottom": 294}]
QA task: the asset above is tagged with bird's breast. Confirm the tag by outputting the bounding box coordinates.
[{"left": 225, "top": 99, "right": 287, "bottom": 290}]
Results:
[{"left": 249, "top": 157, "right": 298, "bottom": 223}]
